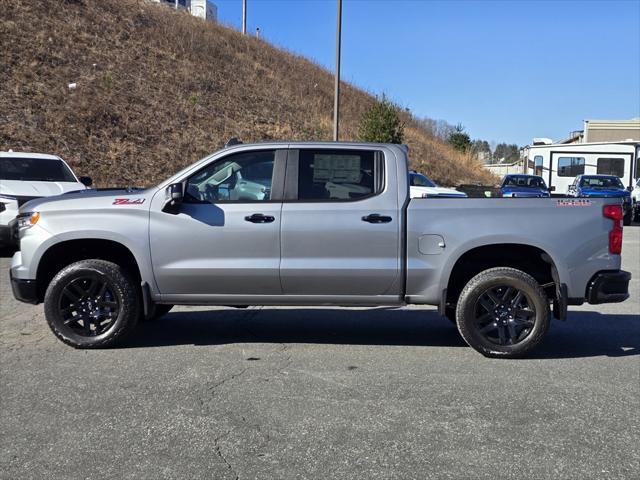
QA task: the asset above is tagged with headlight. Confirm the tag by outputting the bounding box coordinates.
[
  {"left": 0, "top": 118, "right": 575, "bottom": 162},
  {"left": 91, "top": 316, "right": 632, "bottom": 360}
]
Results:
[{"left": 16, "top": 211, "right": 40, "bottom": 229}]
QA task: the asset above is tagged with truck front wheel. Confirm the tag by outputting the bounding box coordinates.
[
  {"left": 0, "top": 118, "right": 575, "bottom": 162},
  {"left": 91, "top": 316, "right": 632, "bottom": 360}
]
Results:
[
  {"left": 43, "top": 259, "right": 140, "bottom": 348},
  {"left": 456, "top": 267, "right": 550, "bottom": 358}
]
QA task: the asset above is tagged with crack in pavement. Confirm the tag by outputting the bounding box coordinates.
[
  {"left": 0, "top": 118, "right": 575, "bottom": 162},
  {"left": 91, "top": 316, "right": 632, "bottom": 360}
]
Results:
[
  {"left": 214, "top": 430, "right": 240, "bottom": 480},
  {"left": 276, "top": 343, "right": 292, "bottom": 375},
  {"left": 208, "top": 367, "right": 249, "bottom": 396}
]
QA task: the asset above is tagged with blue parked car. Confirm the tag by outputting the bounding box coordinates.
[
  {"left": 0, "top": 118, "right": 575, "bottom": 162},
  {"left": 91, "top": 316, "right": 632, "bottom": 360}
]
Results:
[
  {"left": 500, "top": 174, "right": 551, "bottom": 198},
  {"left": 568, "top": 174, "right": 632, "bottom": 225}
]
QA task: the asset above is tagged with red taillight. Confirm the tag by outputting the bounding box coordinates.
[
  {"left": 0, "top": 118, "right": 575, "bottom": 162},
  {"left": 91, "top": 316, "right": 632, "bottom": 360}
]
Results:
[
  {"left": 603, "top": 204, "right": 623, "bottom": 221},
  {"left": 603, "top": 204, "right": 623, "bottom": 254}
]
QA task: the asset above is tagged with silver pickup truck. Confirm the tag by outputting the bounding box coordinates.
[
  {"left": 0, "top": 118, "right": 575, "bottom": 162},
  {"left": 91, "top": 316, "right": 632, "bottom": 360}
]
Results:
[{"left": 9, "top": 142, "right": 631, "bottom": 357}]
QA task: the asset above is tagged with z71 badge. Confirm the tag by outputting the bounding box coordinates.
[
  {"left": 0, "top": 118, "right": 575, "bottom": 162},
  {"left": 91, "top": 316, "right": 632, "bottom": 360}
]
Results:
[
  {"left": 113, "top": 198, "right": 146, "bottom": 205},
  {"left": 556, "top": 199, "right": 592, "bottom": 207}
]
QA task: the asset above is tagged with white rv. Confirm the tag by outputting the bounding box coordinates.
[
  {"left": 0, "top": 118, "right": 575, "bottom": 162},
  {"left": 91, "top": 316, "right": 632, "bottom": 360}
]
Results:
[{"left": 522, "top": 140, "right": 640, "bottom": 194}]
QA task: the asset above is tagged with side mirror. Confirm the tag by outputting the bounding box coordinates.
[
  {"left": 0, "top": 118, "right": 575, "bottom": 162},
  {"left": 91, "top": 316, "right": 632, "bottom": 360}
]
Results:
[
  {"left": 169, "top": 183, "right": 183, "bottom": 202},
  {"left": 627, "top": 186, "right": 633, "bottom": 192},
  {"left": 549, "top": 186, "right": 556, "bottom": 192},
  {"left": 79, "top": 176, "right": 93, "bottom": 187},
  {"left": 163, "top": 183, "right": 183, "bottom": 213}
]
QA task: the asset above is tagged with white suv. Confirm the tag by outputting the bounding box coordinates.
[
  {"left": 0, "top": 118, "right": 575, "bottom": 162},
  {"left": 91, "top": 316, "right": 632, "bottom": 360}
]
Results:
[{"left": 0, "top": 152, "right": 91, "bottom": 246}]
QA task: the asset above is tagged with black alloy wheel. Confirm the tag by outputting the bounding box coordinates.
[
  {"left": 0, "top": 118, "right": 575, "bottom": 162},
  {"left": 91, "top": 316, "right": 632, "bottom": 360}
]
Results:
[
  {"left": 455, "top": 267, "right": 550, "bottom": 358},
  {"left": 472, "top": 285, "right": 536, "bottom": 346},
  {"left": 58, "top": 275, "right": 120, "bottom": 337},
  {"left": 44, "top": 259, "right": 140, "bottom": 348}
]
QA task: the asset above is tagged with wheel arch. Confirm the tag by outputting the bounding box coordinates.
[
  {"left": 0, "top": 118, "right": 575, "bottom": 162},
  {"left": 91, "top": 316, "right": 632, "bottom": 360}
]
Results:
[
  {"left": 444, "top": 243, "right": 560, "bottom": 309},
  {"left": 35, "top": 238, "right": 143, "bottom": 302}
]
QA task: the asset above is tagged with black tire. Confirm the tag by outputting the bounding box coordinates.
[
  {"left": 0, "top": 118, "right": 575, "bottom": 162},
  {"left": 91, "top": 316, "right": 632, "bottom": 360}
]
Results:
[
  {"left": 623, "top": 210, "right": 632, "bottom": 226},
  {"left": 44, "top": 259, "right": 140, "bottom": 348},
  {"left": 142, "top": 304, "right": 173, "bottom": 322},
  {"left": 634, "top": 207, "right": 640, "bottom": 223},
  {"left": 456, "top": 267, "right": 550, "bottom": 358}
]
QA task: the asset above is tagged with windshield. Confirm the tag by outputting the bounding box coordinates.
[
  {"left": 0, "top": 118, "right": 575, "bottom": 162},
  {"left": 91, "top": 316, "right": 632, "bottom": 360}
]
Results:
[
  {"left": 410, "top": 173, "right": 436, "bottom": 188},
  {"left": 580, "top": 176, "right": 624, "bottom": 189},
  {"left": 1, "top": 157, "right": 77, "bottom": 182},
  {"left": 503, "top": 175, "right": 547, "bottom": 189}
]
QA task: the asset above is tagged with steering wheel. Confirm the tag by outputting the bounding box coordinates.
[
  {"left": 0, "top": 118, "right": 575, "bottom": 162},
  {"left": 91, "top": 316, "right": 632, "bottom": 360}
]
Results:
[{"left": 204, "top": 183, "right": 219, "bottom": 202}]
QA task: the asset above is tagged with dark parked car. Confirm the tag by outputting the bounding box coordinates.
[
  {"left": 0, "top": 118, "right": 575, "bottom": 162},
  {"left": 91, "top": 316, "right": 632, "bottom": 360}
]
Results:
[
  {"left": 500, "top": 174, "right": 551, "bottom": 198},
  {"left": 568, "top": 174, "right": 632, "bottom": 225}
]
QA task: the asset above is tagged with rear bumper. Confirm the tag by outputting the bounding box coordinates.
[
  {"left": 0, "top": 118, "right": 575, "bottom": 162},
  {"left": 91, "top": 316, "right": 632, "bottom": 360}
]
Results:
[
  {"left": 9, "top": 271, "right": 39, "bottom": 304},
  {"left": 586, "top": 270, "right": 631, "bottom": 304}
]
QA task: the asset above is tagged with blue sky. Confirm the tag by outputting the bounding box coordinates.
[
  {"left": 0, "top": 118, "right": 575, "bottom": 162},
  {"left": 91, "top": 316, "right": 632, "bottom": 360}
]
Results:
[{"left": 214, "top": 0, "right": 640, "bottom": 146}]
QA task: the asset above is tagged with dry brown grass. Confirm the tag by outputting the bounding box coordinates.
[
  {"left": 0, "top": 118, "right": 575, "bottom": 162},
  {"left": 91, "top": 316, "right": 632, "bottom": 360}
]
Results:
[{"left": 0, "top": 0, "right": 496, "bottom": 187}]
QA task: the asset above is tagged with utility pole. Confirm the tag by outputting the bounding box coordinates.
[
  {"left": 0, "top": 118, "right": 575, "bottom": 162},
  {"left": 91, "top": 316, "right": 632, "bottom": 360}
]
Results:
[
  {"left": 242, "top": 0, "right": 247, "bottom": 35},
  {"left": 333, "top": 0, "right": 342, "bottom": 141}
]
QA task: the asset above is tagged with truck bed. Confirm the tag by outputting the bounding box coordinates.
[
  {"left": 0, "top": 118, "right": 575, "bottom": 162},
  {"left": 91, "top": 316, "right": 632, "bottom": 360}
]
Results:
[{"left": 405, "top": 197, "right": 621, "bottom": 304}]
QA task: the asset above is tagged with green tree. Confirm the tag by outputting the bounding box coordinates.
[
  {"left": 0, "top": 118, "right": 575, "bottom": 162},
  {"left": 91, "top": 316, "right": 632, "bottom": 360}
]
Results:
[
  {"left": 493, "top": 143, "right": 520, "bottom": 163},
  {"left": 358, "top": 96, "right": 405, "bottom": 144},
  {"left": 471, "top": 139, "right": 492, "bottom": 162},
  {"left": 447, "top": 123, "right": 472, "bottom": 152}
]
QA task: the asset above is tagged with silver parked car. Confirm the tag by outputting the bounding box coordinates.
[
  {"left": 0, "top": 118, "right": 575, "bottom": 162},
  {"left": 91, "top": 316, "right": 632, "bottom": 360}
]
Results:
[{"left": 10, "top": 142, "right": 631, "bottom": 357}]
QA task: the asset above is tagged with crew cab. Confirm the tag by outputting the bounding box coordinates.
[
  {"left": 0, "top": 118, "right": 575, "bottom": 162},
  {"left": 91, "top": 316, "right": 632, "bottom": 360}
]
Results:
[
  {"left": 500, "top": 174, "right": 551, "bottom": 198},
  {"left": 10, "top": 142, "right": 631, "bottom": 358},
  {"left": 0, "top": 152, "right": 92, "bottom": 246},
  {"left": 567, "top": 174, "right": 633, "bottom": 225}
]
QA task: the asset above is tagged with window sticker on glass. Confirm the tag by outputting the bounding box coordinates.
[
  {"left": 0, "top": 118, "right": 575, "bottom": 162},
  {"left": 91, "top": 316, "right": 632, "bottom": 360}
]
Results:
[
  {"left": 298, "top": 150, "right": 377, "bottom": 201},
  {"left": 312, "top": 154, "right": 363, "bottom": 184}
]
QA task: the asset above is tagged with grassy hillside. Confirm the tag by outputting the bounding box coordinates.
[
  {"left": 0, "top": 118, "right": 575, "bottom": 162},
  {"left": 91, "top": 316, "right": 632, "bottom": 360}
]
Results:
[{"left": 0, "top": 0, "right": 495, "bottom": 187}]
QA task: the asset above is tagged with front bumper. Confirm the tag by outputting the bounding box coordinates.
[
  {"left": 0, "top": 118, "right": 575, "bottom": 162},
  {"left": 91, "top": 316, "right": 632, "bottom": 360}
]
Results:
[
  {"left": 10, "top": 270, "right": 39, "bottom": 304},
  {"left": 586, "top": 270, "right": 631, "bottom": 304}
]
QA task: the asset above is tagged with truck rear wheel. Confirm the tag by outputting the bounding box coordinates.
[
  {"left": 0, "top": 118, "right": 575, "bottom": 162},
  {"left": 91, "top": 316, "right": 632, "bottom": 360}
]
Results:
[
  {"left": 455, "top": 267, "right": 550, "bottom": 358},
  {"left": 43, "top": 259, "right": 140, "bottom": 348}
]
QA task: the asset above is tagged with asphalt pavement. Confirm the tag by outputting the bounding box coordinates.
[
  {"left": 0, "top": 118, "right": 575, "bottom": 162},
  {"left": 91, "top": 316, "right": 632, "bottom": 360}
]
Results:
[{"left": 1, "top": 228, "right": 638, "bottom": 479}]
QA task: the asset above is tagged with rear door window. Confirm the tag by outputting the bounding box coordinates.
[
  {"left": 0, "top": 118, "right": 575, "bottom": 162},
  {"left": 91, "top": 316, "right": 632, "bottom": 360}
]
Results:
[{"left": 295, "top": 149, "right": 383, "bottom": 201}]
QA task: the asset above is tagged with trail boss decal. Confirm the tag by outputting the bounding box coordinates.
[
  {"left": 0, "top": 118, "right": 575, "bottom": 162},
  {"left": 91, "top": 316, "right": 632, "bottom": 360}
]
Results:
[
  {"left": 113, "top": 198, "right": 146, "bottom": 205},
  {"left": 557, "top": 199, "right": 592, "bottom": 207}
]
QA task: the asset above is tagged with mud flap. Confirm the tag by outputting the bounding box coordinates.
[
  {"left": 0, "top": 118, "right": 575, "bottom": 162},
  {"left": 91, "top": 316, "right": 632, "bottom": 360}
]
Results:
[
  {"left": 141, "top": 281, "right": 152, "bottom": 317},
  {"left": 553, "top": 283, "right": 568, "bottom": 320},
  {"left": 439, "top": 288, "right": 447, "bottom": 316}
]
